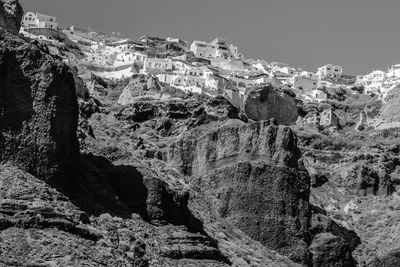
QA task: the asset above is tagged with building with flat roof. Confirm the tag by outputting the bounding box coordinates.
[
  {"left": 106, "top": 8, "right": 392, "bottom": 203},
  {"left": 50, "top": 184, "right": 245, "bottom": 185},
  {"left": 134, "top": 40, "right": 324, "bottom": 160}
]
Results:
[{"left": 21, "top": 11, "right": 58, "bottom": 30}]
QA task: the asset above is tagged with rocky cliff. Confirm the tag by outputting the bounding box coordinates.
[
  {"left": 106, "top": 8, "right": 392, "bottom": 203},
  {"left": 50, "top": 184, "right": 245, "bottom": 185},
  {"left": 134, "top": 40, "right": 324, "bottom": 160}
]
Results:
[
  {"left": 0, "top": 31, "right": 79, "bottom": 185},
  {"left": 0, "top": 0, "right": 22, "bottom": 34},
  {"left": 244, "top": 85, "right": 300, "bottom": 125},
  {"left": 161, "top": 120, "right": 311, "bottom": 263}
]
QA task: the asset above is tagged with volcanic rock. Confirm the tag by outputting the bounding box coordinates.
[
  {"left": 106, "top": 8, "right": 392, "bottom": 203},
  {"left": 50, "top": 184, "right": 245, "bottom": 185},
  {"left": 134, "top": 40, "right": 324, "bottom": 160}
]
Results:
[
  {"left": 309, "top": 233, "right": 356, "bottom": 267},
  {"left": 0, "top": 31, "right": 79, "bottom": 184},
  {"left": 244, "top": 85, "right": 299, "bottom": 125},
  {"left": 0, "top": 0, "right": 23, "bottom": 34}
]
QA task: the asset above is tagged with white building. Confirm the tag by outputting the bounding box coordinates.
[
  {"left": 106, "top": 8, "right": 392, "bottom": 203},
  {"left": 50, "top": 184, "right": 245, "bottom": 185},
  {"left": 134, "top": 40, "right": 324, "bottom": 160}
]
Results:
[
  {"left": 166, "top": 37, "right": 188, "bottom": 49},
  {"left": 387, "top": 64, "right": 400, "bottom": 80},
  {"left": 316, "top": 64, "right": 343, "bottom": 80},
  {"left": 310, "top": 89, "right": 328, "bottom": 102},
  {"left": 133, "top": 52, "right": 147, "bottom": 62},
  {"left": 362, "top": 70, "right": 386, "bottom": 94},
  {"left": 300, "top": 71, "right": 316, "bottom": 79},
  {"left": 21, "top": 11, "right": 58, "bottom": 30},
  {"left": 190, "top": 41, "right": 216, "bottom": 58},
  {"left": 142, "top": 58, "right": 173, "bottom": 73},
  {"left": 116, "top": 51, "right": 135, "bottom": 62},
  {"left": 288, "top": 75, "right": 317, "bottom": 92},
  {"left": 190, "top": 38, "right": 241, "bottom": 60},
  {"left": 251, "top": 62, "right": 271, "bottom": 74}
]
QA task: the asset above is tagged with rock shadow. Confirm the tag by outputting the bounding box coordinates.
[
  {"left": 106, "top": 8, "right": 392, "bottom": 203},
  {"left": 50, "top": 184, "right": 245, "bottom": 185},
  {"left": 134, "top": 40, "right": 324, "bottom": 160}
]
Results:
[{"left": 61, "top": 153, "right": 206, "bottom": 235}]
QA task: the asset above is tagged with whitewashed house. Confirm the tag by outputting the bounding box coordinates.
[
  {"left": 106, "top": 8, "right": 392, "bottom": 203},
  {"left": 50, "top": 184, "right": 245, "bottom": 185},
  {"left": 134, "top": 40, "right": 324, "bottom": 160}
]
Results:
[
  {"left": 310, "top": 89, "right": 328, "bottom": 101},
  {"left": 316, "top": 64, "right": 343, "bottom": 80},
  {"left": 363, "top": 70, "right": 386, "bottom": 94},
  {"left": 300, "top": 71, "right": 316, "bottom": 79},
  {"left": 21, "top": 11, "right": 58, "bottom": 30},
  {"left": 190, "top": 41, "right": 217, "bottom": 58},
  {"left": 387, "top": 64, "right": 400, "bottom": 80},
  {"left": 190, "top": 38, "right": 240, "bottom": 60}
]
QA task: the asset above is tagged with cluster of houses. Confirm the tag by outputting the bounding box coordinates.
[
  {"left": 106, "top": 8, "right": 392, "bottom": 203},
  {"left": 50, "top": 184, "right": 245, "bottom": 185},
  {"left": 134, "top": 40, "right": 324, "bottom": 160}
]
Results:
[
  {"left": 24, "top": 10, "right": 400, "bottom": 105},
  {"left": 355, "top": 65, "right": 400, "bottom": 99}
]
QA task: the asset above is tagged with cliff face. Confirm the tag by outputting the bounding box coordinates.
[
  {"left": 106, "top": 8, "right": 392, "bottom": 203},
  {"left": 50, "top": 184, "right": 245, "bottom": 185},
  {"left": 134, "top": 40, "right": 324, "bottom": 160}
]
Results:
[
  {"left": 244, "top": 86, "right": 299, "bottom": 125},
  {"left": 0, "top": 0, "right": 22, "bottom": 34},
  {"left": 163, "top": 120, "right": 312, "bottom": 264},
  {"left": 0, "top": 31, "right": 79, "bottom": 184},
  {"left": 166, "top": 120, "right": 303, "bottom": 176}
]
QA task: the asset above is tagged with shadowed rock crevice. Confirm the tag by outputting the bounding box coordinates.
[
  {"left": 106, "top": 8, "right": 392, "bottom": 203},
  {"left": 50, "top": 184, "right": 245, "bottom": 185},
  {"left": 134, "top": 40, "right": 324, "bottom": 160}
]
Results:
[{"left": 72, "top": 154, "right": 207, "bottom": 234}]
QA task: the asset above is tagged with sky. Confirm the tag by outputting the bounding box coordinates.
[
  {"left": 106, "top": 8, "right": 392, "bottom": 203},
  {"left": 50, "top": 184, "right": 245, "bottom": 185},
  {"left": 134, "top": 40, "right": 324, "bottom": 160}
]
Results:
[{"left": 20, "top": 0, "right": 400, "bottom": 75}]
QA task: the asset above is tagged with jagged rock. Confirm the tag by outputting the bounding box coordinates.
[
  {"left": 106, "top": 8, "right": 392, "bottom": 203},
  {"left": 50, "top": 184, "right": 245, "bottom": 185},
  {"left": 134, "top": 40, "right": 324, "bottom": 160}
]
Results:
[
  {"left": 0, "top": 31, "right": 79, "bottom": 184},
  {"left": 244, "top": 85, "right": 299, "bottom": 125},
  {"left": 115, "top": 96, "right": 247, "bottom": 126},
  {"left": 309, "top": 233, "right": 356, "bottom": 267},
  {"left": 118, "top": 74, "right": 161, "bottom": 105},
  {"left": 355, "top": 111, "right": 367, "bottom": 131},
  {"left": 0, "top": 0, "right": 23, "bottom": 34},
  {"left": 165, "top": 122, "right": 303, "bottom": 176},
  {"left": 73, "top": 72, "right": 90, "bottom": 99}
]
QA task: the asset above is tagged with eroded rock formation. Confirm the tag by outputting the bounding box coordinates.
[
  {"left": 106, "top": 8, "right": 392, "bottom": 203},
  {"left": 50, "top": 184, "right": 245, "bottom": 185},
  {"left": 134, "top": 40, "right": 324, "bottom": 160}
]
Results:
[
  {"left": 161, "top": 119, "right": 312, "bottom": 264},
  {"left": 0, "top": 31, "right": 79, "bottom": 184},
  {"left": 0, "top": 0, "right": 22, "bottom": 34}
]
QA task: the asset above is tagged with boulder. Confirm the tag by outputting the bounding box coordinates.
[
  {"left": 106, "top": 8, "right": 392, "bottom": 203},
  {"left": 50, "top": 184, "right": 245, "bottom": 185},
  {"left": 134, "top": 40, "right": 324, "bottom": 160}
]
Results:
[
  {"left": 0, "top": 0, "right": 23, "bottom": 34},
  {"left": 0, "top": 31, "right": 79, "bottom": 184}
]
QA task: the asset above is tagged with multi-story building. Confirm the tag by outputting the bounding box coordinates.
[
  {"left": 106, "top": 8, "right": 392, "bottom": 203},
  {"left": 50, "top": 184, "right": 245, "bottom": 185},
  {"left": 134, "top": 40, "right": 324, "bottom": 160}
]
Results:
[
  {"left": 316, "top": 64, "right": 343, "bottom": 80},
  {"left": 362, "top": 70, "right": 386, "bottom": 94},
  {"left": 190, "top": 38, "right": 241, "bottom": 60},
  {"left": 21, "top": 11, "right": 58, "bottom": 30}
]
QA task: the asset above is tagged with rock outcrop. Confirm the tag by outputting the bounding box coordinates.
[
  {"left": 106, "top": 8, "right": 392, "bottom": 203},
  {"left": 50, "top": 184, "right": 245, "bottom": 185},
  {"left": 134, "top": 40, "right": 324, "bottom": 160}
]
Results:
[
  {"left": 309, "top": 233, "right": 356, "bottom": 267},
  {"left": 118, "top": 74, "right": 161, "bottom": 105},
  {"left": 0, "top": 31, "right": 79, "bottom": 184},
  {"left": 0, "top": 0, "right": 23, "bottom": 34},
  {"left": 244, "top": 85, "right": 299, "bottom": 125},
  {"left": 310, "top": 208, "right": 361, "bottom": 252}
]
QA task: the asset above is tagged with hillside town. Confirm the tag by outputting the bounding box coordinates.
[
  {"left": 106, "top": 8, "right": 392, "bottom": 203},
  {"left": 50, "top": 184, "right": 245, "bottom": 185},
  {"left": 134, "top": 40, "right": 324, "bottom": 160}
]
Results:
[
  {"left": 6, "top": 2, "right": 400, "bottom": 266},
  {"left": 17, "top": 10, "right": 400, "bottom": 130}
]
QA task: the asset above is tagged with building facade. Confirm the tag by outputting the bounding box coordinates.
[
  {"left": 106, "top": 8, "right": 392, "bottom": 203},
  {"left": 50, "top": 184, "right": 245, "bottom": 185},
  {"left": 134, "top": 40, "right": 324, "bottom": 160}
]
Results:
[
  {"left": 21, "top": 11, "right": 58, "bottom": 30},
  {"left": 143, "top": 58, "right": 173, "bottom": 73},
  {"left": 316, "top": 64, "right": 343, "bottom": 80}
]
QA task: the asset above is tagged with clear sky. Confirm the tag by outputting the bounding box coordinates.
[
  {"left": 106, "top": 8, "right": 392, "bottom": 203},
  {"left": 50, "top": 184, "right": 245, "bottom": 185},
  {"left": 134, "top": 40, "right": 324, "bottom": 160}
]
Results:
[{"left": 20, "top": 0, "right": 400, "bottom": 75}]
